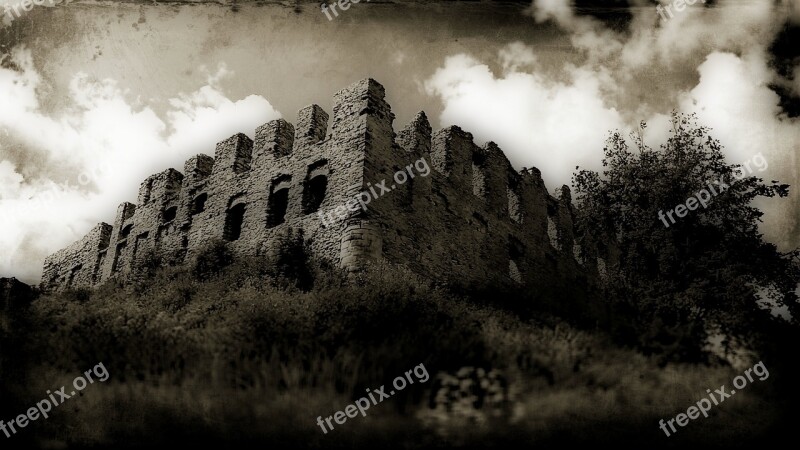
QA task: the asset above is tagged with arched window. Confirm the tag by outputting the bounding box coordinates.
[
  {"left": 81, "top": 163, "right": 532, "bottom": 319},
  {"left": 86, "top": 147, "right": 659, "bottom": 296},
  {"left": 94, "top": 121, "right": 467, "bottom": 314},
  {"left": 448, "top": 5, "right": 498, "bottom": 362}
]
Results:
[
  {"left": 303, "top": 175, "right": 327, "bottom": 214},
  {"left": 302, "top": 160, "right": 328, "bottom": 214},
  {"left": 192, "top": 193, "right": 208, "bottom": 215},
  {"left": 163, "top": 206, "right": 177, "bottom": 223},
  {"left": 224, "top": 203, "right": 246, "bottom": 241},
  {"left": 268, "top": 175, "right": 291, "bottom": 228}
]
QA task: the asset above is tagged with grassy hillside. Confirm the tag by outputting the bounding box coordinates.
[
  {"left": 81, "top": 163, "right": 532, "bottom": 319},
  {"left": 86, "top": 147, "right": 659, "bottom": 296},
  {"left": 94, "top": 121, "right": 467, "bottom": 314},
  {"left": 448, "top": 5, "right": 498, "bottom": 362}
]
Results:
[{"left": 0, "top": 241, "right": 792, "bottom": 449}]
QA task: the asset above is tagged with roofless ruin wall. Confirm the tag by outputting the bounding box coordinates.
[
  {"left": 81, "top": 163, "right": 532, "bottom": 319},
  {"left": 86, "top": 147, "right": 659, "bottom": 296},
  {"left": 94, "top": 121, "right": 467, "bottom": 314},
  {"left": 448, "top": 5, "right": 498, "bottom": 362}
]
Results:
[{"left": 41, "top": 79, "right": 613, "bottom": 293}]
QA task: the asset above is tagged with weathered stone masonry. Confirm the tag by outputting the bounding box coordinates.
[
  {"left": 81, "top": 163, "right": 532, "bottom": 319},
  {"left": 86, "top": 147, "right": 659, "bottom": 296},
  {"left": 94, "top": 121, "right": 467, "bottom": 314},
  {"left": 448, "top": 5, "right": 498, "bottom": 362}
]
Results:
[{"left": 41, "top": 79, "right": 614, "bottom": 292}]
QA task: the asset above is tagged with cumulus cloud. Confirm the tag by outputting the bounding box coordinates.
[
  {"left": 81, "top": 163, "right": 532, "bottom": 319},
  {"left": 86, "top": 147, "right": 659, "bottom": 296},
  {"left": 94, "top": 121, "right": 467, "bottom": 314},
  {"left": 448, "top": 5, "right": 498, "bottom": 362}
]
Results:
[
  {"left": 424, "top": 52, "right": 624, "bottom": 188},
  {"left": 678, "top": 50, "right": 800, "bottom": 249},
  {"left": 424, "top": 0, "right": 800, "bottom": 248},
  {"left": 0, "top": 46, "right": 282, "bottom": 283}
]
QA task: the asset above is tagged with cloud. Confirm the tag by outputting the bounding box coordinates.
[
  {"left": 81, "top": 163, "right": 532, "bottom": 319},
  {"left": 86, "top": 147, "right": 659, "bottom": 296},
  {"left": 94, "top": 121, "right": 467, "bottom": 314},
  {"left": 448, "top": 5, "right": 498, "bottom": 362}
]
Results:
[
  {"left": 0, "top": 46, "right": 282, "bottom": 283},
  {"left": 424, "top": 51, "right": 624, "bottom": 189},
  {"left": 529, "top": 0, "right": 780, "bottom": 70},
  {"left": 678, "top": 51, "right": 800, "bottom": 249},
  {"left": 424, "top": 0, "right": 800, "bottom": 248},
  {"left": 498, "top": 41, "right": 538, "bottom": 73},
  {"left": 165, "top": 65, "right": 279, "bottom": 159},
  {"left": 0, "top": 160, "right": 23, "bottom": 198}
]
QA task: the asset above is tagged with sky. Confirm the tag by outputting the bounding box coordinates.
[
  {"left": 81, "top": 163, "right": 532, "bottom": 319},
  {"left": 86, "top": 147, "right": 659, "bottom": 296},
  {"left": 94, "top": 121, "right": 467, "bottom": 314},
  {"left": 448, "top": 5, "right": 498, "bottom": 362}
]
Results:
[{"left": 0, "top": 0, "right": 799, "bottom": 284}]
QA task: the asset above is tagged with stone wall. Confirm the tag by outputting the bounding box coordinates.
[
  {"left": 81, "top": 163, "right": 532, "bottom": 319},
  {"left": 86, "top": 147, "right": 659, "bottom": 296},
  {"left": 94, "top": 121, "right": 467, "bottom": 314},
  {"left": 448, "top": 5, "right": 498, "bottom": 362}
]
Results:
[
  {"left": 40, "top": 78, "right": 613, "bottom": 293},
  {"left": 42, "top": 223, "right": 111, "bottom": 291}
]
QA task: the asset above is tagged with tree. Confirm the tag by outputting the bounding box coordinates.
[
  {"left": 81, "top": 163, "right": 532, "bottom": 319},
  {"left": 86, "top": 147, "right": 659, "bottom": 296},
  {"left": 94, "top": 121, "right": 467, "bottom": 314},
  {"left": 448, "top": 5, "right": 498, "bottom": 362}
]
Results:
[{"left": 572, "top": 112, "right": 799, "bottom": 361}]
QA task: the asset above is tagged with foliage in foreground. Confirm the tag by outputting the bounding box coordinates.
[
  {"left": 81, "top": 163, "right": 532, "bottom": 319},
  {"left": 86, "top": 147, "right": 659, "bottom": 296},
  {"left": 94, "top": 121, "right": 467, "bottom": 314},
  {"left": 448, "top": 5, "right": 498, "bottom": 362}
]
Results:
[
  {"left": 0, "top": 238, "right": 790, "bottom": 448},
  {"left": 573, "top": 112, "right": 800, "bottom": 360}
]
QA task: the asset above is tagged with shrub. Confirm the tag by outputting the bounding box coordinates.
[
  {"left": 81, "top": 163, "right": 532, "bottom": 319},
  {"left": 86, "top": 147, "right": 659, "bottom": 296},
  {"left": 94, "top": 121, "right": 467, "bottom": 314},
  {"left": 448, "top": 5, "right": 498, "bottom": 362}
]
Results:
[
  {"left": 192, "top": 239, "right": 234, "bottom": 281},
  {"left": 265, "top": 228, "right": 315, "bottom": 291},
  {"left": 60, "top": 287, "right": 92, "bottom": 303},
  {"left": 16, "top": 256, "right": 780, "bottom": 448}
]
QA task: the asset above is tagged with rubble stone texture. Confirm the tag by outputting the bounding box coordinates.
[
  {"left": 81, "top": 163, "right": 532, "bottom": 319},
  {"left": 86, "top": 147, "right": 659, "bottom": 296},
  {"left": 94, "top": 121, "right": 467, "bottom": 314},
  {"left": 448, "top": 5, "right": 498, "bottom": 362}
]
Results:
[{"left": 41, "top": 79, "right": 614, "bottom": 292}]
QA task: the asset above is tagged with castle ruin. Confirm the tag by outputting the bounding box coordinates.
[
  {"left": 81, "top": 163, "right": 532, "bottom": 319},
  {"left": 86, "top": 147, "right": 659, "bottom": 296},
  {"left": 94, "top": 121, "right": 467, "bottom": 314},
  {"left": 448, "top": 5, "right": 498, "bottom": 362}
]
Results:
[{"left": 41, "top": 79, "right": 613, "bottom": 293}]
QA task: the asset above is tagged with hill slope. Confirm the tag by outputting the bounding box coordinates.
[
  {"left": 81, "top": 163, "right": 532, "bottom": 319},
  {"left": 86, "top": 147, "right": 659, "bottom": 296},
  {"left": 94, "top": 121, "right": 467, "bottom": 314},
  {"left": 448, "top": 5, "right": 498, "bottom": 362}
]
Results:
[{"left": 0, "top": 247, "right": 790, "bottom": 449}]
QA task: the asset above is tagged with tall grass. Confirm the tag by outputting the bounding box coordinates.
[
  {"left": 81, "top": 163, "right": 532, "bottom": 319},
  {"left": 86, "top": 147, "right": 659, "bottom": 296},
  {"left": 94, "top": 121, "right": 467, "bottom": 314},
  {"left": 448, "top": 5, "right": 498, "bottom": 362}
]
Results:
[{"left": 1, "top": 240, "right": 787, "bottom": 448}]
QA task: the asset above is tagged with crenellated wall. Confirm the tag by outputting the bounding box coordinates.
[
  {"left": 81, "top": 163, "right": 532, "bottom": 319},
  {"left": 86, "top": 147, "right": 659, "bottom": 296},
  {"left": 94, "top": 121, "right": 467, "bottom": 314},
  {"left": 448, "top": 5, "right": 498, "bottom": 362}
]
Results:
[{"left": 40, "top": 79, "right": 614, "bottom": 293}]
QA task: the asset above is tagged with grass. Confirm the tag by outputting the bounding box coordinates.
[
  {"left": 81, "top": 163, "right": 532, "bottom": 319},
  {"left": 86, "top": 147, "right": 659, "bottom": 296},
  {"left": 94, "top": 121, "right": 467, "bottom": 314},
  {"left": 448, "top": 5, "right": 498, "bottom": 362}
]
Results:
[{"left": 0, "top": 245, "right": 792, "bottom": 449}]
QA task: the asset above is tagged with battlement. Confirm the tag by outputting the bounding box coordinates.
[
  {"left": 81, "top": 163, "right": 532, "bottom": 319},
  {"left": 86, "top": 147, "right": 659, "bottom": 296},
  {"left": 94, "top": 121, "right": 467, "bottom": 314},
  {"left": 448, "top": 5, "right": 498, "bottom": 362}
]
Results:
[
  {"left": 254, "top": 119, "right": 295, "bottom": 160},
  {"left": 214, "top": 133, "right": 254, "bottom": 176},
  {"left": 41, "top": 79, "right": 612, "bottom": 293}
]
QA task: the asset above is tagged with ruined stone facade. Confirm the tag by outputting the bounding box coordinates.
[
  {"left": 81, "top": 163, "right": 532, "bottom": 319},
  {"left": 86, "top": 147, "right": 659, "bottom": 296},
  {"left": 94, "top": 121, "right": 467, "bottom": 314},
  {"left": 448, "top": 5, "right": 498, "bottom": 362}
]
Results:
[{"left": 41, "top": 79, "right": 613, "bottom": 293}]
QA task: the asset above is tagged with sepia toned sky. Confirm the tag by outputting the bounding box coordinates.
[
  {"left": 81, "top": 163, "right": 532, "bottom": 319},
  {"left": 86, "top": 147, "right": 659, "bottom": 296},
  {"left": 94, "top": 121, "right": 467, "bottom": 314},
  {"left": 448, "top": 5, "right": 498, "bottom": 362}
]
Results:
[{"left": 1, "top": 0, "right": 799, "bottom": 283}]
